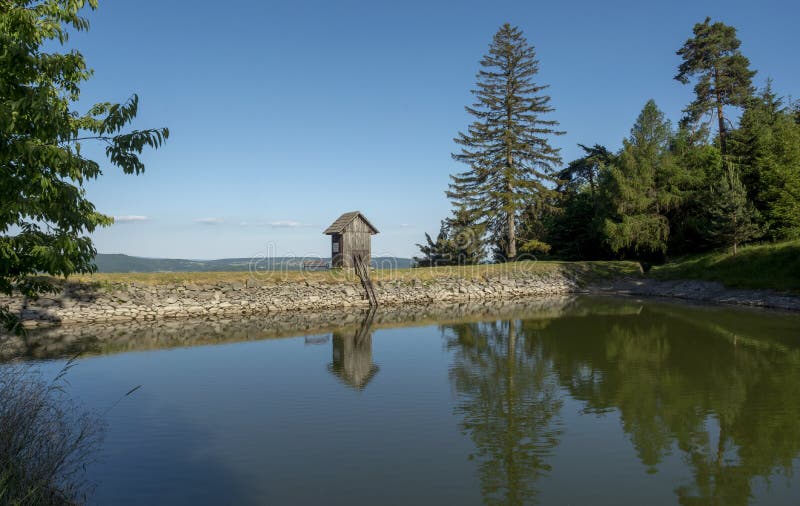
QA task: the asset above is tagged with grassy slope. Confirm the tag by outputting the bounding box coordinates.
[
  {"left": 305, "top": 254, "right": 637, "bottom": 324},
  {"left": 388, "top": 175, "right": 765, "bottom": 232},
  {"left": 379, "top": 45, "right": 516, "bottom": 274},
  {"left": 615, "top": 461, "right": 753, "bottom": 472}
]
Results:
[
  {"left": 70, "top": 260, "right": 640, "bottom": 286},
  {"left": 651, "top": 240, "right": 800, "bottom": 293}
]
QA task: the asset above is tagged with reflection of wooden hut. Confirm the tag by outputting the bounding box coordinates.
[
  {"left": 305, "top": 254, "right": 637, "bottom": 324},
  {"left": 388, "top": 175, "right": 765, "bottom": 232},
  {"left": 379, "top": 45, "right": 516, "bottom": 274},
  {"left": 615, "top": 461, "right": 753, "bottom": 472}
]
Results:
[
  {"left": 327, "top": 309, "right": 378, "bottom": 390},
  {"left": 324, "top": 211, "right": 379, "bottom": 268}
]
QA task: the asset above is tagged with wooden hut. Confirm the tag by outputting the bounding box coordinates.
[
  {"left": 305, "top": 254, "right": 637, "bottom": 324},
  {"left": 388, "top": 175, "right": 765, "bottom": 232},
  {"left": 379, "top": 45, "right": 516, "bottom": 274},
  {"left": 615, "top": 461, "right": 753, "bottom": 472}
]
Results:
[{"left": 324, "top": 211, "right": 379, "bottom": 268}]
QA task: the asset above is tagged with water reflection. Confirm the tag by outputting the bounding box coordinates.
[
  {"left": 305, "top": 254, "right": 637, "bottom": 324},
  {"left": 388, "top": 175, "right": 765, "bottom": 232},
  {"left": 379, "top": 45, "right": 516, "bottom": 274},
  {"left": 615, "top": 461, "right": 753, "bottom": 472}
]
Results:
[
  {"left": 329, "top": 307, "right": 378, "bottom": 390},
  {"left": 2, "top": 296, "right": 800, "bottom": 505},
  {"left": 442, "top": 299, "right": 800, "bottom": 505},
  {"left": 446, "top": 319, "right": 563, "bottom": 505}
]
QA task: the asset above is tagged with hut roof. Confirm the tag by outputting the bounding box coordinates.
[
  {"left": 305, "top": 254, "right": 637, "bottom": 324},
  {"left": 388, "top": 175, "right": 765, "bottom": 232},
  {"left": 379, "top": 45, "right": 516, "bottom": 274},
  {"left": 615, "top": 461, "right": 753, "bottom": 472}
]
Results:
[{"left": 323, "top": 211, "right": 379, "bottom": 235}]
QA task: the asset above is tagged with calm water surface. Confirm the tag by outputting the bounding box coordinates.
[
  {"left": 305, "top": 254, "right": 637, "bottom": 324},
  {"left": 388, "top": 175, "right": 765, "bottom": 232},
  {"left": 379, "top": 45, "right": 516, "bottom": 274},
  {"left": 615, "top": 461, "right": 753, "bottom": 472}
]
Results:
[{"left": 11, "top": 296, "right": 800, "bottom": 505}]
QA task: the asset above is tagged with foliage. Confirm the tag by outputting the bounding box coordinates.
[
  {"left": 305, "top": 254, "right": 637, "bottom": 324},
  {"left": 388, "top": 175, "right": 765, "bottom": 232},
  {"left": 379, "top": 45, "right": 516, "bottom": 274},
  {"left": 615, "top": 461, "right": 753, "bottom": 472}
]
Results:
[
  {"left": 557, "top": 143, "right": 612, "bottom": 197},
  {"left": 603, "top": 100, "right": 683, "bottom": 259},
  {"left": 675, "top": 17, "right": 755, "bottom": 162},
  {"left": 414, "top": 208, "right": 485, "bottom": 266},
  {"left": 448, "top": 23, "right": 563, "bottom": 261},
  {"left": 730, "top": 83, "right": 800, "bottom": 240},
  {"left": 664, "top": 129, "right": 722, "bottom": 255},
  {"left": 706, "top": 165, "right": 762, "bottom": 255},
  {"left": 0, "top": 0, "right": 169, "bottom": 333},
  {"left": 547, "top": 144, "right": 614, "bottom": 259},
  {"left": 414, "top": 222, "right": 453, "bottom": 268},
  {"left": 0, "top": 361, "right": 104, "bottom": 505}
]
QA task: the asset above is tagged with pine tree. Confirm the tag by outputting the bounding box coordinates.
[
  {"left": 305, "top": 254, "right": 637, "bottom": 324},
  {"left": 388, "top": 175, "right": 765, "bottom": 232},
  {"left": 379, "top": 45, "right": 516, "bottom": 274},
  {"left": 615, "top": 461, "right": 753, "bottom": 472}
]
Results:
[
  {"left": 707, "top": 166, "right": 761, "bottom": 255},
  {"left": 603, "top": 100, "right": 683, "bottom": 259},
  {"left": 675, "top": 17, "right": 755, "bottom": 168},
  {"left": 448, "top": 24, "right": 563, "bottom": 262}
]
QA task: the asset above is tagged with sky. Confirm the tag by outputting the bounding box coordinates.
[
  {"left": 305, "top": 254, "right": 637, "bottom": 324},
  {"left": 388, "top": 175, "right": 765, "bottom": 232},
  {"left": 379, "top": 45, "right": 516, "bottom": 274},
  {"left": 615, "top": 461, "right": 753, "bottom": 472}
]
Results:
[{"left": 65, "top": 0, "right": 800, "bottom": 260}]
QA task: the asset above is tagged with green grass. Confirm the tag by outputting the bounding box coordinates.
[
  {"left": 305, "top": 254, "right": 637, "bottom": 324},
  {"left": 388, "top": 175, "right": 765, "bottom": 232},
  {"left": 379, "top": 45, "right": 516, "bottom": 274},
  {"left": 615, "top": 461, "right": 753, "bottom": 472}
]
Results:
[
  {"left": 68, "top": 260, "right": 640, "bottom": 286},
  {"left": 651, "top": 240, "right": 800, "bottom": 293}
]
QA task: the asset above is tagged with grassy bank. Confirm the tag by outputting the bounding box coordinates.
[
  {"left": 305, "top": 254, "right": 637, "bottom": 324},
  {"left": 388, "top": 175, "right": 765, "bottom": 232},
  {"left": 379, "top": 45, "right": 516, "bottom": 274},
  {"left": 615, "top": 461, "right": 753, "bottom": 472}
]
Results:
[
  {"left": 70, "top": 260, "right": 640, "bottom": 286},
  {"left": 651, "top": 240, "right": 800, "bottom": 293}
]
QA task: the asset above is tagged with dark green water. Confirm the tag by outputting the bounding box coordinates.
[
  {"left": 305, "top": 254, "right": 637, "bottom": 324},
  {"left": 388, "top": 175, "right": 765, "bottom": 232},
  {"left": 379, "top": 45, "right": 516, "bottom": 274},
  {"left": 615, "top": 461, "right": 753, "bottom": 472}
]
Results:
[{"left": 12, "top": 296, "right": 800, "bottom": 505}]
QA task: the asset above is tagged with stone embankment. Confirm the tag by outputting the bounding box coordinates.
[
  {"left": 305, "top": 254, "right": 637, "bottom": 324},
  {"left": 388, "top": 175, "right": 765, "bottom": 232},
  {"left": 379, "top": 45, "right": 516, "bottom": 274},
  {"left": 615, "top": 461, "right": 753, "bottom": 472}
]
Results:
[
  {"left": 1, "top": 272, "right": 580, "bottom": 328},
  {"left": 3, "top": 272, "right": 798, "bottom": 331},
  {"left": 1, "top": 297, "right": 575, "bottom": 361}
]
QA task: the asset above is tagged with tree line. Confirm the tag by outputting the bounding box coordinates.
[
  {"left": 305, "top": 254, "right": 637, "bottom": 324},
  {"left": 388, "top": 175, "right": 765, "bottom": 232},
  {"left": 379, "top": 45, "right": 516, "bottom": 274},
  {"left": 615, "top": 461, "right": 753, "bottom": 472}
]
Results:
[{"left": 416, "top": 19, "right": 800, "bottom": 266}]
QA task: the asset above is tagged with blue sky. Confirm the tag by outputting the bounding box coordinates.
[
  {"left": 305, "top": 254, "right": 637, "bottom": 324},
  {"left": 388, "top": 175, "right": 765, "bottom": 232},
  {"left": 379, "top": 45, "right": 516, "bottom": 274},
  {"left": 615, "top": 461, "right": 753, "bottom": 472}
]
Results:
[{"left": 69, "top": 0, "right": 799, "bottom": 259}]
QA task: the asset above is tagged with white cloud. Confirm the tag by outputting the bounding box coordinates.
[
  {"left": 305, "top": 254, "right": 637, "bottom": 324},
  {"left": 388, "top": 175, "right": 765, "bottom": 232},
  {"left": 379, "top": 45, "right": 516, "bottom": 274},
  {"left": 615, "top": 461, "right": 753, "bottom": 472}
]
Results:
[
  {"left": 114, "top": 215, "right": 150, "bottom": 223},
  {"left": 399, "top": 223, "right": 410, "bottom": 228},
  {"left": 194, "top": 217, "right": 224, "bottom": 225},
  {"left": 269, "top": 220, "right": 311, "bottom": 228}
]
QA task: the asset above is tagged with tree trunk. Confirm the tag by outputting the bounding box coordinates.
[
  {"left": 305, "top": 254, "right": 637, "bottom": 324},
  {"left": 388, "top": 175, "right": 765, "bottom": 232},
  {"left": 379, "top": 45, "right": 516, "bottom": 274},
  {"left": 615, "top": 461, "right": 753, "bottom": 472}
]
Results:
[
  {"left": 732, "top": 205, "right": 738, "bottom": 256},
  {"left": 505, "top": 98, "right": 516, "bottom": 262},
  {"left": 714, "top": 67, "right": 728, "bottom": 167},
  {"left": 507, "top": 207, "right": 516, "bottom": 261}
]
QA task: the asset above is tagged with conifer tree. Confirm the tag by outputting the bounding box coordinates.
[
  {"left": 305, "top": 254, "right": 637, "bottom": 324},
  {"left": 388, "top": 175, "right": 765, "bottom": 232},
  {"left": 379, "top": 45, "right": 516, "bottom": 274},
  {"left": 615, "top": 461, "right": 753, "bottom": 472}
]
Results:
[
  {"left": 448, "top": 24, "right": 563, "bottom": 261},
  {"left": 447, "top": 207, "right": 486, "bottom": 264},
  {"left": 604, "top": 100, "right": 683, "bottom": 259},
  {"left": 666, "top": 128, "right": 723, "bottom": 254},
  {"left": 414, "top": 208, "right": 485, "bottom": 267},
  {"left": 675, "top": 17, "right": 755, "bottom": 167},
  {"left": 707, "top": 166, "right": 761, "bottom": 255},
  {"left": 730, "top": 83, "right": 800, "bottom": 239},
  {"left": 414, "top": 221, "right": 453, "bottom": 268}
]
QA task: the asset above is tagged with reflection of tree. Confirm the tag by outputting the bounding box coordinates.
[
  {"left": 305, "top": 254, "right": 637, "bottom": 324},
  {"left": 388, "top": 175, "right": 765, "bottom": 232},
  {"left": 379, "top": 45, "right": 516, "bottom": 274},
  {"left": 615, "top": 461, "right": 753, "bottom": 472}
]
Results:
[
  {"left": 328, "top": 308, "right": 378, "bottom": 390},
  {"left": 530, "top": 301, "right": 800, "bottom": 505},
  {"left": 445, "top": 319, "right": 563, "bottom": 505}
]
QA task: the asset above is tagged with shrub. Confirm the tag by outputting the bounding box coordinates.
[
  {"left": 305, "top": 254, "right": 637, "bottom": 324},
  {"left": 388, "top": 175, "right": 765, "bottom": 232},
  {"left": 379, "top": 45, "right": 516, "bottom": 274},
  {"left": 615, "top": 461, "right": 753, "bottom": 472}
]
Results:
[{"left": 0, "top": 360, "right": 104, "bottom": 505}]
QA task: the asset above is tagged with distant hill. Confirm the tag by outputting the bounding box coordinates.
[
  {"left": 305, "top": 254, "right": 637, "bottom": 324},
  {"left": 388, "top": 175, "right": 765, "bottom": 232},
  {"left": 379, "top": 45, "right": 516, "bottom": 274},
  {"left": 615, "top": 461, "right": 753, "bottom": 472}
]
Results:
[{"left": 93, "top": 253, "right": 413, "bottom": 273}]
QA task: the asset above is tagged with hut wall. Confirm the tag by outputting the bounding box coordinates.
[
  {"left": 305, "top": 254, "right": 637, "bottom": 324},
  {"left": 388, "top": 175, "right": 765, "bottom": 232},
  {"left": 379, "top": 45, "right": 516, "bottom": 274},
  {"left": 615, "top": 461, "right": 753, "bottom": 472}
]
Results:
[{"left": 341, "top": 219, "right": 372, "bottom": 268}]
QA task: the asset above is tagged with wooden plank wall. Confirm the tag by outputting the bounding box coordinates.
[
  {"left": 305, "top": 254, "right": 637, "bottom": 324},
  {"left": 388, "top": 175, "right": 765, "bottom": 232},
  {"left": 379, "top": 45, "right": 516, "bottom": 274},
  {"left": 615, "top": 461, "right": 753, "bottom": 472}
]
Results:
[{"left": 342, "top": 217, "right": 372, "bottom": 267}]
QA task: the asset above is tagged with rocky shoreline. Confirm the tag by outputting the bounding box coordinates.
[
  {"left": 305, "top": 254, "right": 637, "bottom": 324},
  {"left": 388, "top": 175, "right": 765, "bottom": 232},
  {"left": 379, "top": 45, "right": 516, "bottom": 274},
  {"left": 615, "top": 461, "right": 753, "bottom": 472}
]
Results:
[
  {"left": 589, "top": 277, "right": 800, "bottom": 311},
  {"left": 1, "top": 272, "right": 797, "bottom": 330}
]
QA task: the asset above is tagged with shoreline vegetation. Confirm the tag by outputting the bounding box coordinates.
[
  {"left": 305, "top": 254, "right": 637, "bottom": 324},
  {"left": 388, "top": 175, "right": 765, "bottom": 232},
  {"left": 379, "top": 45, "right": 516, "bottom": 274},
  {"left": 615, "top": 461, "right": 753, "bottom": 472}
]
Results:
[
  {"left": 68, "top": 260, "right": 639, "bottom": 285},
  {"left": 651, "top": 239, "right": 800, "bottom": 293},
  {"left": 72, "top": 239, "right": 799, "bottom": 294}
]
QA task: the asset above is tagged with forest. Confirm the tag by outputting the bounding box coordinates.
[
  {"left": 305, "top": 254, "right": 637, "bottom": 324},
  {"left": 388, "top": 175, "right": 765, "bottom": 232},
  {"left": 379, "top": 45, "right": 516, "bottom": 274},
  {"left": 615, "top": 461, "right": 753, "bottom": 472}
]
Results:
[{"left": 416, "top": 19, "right": 800, "bottom": 267}]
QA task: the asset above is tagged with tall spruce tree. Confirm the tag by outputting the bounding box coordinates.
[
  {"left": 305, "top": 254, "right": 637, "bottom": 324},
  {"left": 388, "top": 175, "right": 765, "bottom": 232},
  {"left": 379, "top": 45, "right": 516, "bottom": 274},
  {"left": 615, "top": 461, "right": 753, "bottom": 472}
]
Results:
[
  {"left": 604, "top": 100, "right": 682, "bottom": 259},
  {"left": 675, "top": 17, "right": 755, "bottom": 167},
  {"left": 448, "top": 24, "right": 563, "bottom": 261}
]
